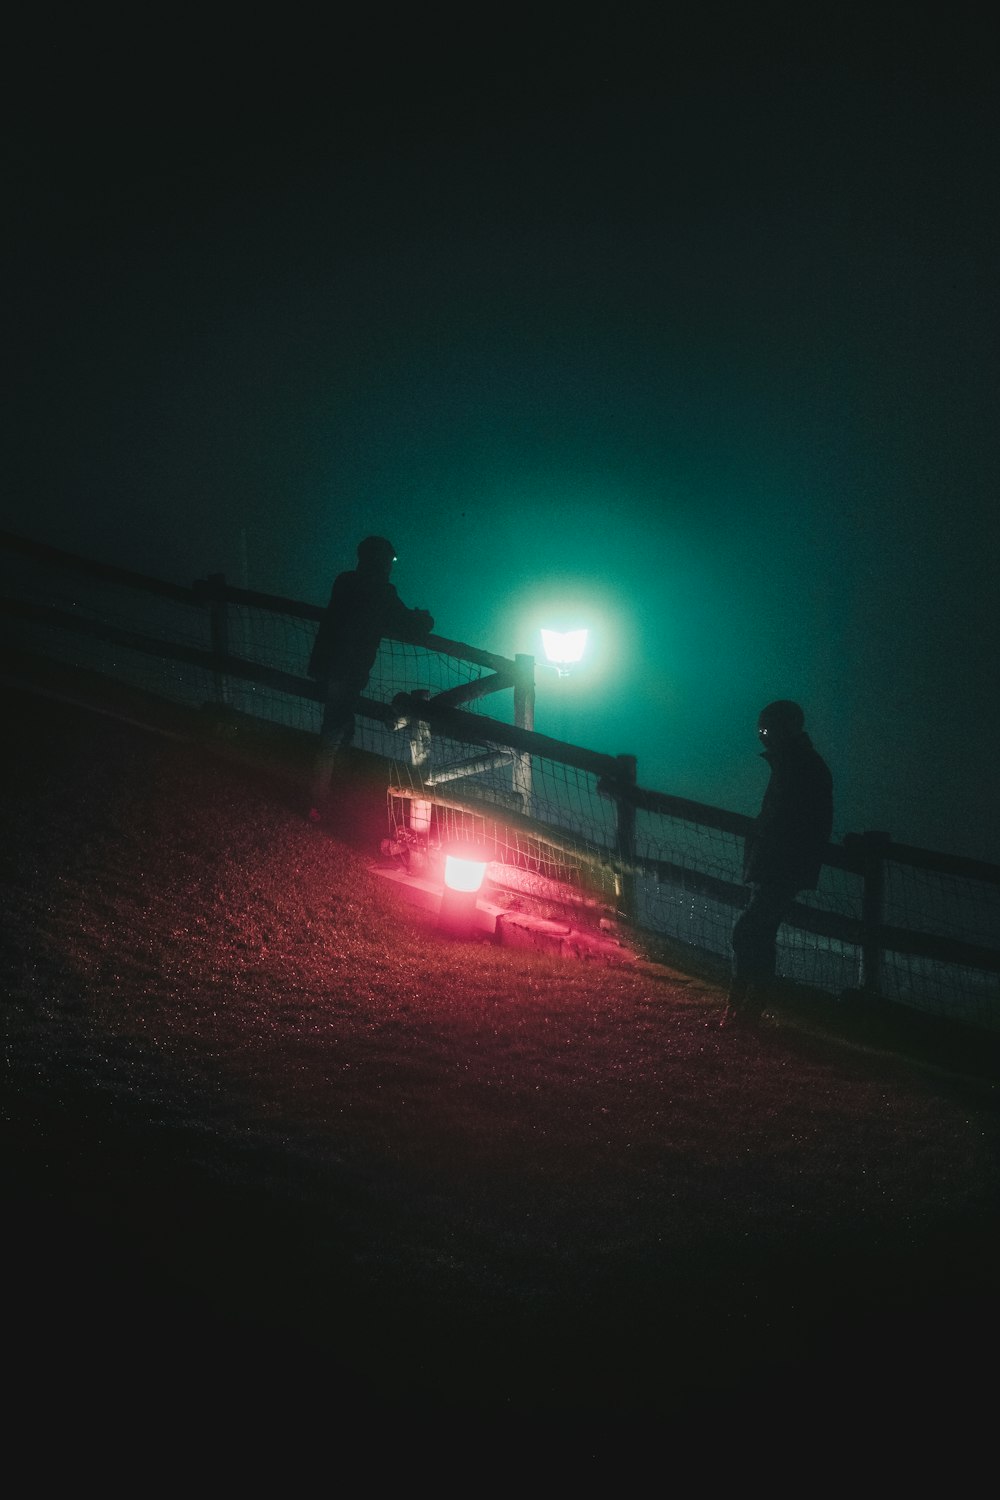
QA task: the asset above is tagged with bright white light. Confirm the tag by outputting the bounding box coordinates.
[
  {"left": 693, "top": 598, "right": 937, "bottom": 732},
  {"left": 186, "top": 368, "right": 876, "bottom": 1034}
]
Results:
[
  {"left": 540, "top": 628, "right": 588, "bottom": 667},
  {"left": 444, "top": 854, "right": 488, "bottom": 893}
]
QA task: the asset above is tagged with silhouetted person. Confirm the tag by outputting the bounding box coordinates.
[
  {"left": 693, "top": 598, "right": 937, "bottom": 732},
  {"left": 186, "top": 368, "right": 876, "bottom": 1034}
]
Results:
[
  {"left": 722, "top": 700, "right": 833, "bottom": 1028},
  {"left": 307, "top": 535, "right": 434, "bottom": 819}
]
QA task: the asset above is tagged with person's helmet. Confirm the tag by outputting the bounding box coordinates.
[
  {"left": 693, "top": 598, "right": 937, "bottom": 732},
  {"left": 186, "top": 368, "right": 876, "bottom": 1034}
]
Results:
[
  {"left": 758, "top": 700, "right": 805, "bottom": 747},
  {"left": 357, "top": 535, "right": 397, "bottom": 565},
  {"left": 758, "top": 700, "right": 805, "bottom": 732}
]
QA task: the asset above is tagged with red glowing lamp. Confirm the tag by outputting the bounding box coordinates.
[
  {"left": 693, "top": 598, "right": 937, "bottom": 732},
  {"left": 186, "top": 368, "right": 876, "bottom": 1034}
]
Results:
[
  {"left": 444, "top": 850, "right": 489, "bottom": 893},
  {"left": 439, "top": 841, "right": 492, "bottom": 935}
]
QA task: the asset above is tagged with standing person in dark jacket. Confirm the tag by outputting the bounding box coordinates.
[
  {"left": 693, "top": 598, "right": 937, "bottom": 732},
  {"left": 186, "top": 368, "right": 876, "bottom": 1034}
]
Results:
[
  {"left": 307, "top": 535, "right": 434, "bottom": 820},
  {"left": 721, "top": 699, "right": 833, "bottom": 1028}
]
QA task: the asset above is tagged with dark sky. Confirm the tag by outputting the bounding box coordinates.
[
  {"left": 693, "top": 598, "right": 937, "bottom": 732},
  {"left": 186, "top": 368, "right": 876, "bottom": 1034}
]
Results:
[{"left": 4, "top": 9, "right": 998, "bottom": 861}]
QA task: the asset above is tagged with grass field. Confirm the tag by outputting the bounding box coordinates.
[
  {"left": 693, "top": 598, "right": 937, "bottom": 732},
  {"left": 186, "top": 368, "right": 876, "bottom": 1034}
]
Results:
[{"left": 2, "top": 682, "right": 997, "bottom": 1434}]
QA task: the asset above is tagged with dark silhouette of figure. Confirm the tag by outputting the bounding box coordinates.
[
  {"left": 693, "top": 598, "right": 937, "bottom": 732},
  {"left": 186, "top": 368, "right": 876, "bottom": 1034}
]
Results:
[
  {"left": 722, "top": 700, "right": 833, "bottom": 1028},
  {"left": 307, "top": 535, "right": 434, "bottom": 818}
]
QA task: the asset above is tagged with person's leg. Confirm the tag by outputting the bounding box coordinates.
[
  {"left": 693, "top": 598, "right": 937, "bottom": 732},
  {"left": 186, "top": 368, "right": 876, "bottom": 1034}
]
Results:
[
  {"left": 724, "top": 882, "right": 796, "bottom": 1025},
  {"left": 310, "top": 680, "right": 359, "bottom": 815}
]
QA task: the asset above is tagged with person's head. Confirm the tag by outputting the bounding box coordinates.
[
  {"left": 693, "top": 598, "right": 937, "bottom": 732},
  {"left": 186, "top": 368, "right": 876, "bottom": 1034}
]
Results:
[
  {"left": 757, "top": 699, "right": 805, "bottom": 750},
  {"left": 356, "top": 535, "right": 397, "bottom": 575}
]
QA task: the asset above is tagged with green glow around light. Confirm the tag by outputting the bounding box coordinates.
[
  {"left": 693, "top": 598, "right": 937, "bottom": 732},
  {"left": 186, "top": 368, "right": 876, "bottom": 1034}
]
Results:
[{"left": 506, "top": 573, "right": 628, "bottom": 698}]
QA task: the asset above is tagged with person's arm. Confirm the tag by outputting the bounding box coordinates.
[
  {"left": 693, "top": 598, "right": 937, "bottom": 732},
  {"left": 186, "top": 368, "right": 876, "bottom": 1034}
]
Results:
[{"left": 383, "top": 584, "right": 434, "bottom": 639}]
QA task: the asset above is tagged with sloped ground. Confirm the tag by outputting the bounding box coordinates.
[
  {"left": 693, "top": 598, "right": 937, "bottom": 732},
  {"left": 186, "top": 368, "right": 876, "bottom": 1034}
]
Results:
[{"left": 2, "top": 682, "right": 998, "bottom": 1433}]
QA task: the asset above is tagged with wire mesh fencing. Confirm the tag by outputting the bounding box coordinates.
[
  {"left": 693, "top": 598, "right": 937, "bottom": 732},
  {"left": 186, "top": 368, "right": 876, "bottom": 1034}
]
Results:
[
  {"left": 385, "top": 710, "right": 999, "bottom": 1032},
  {"left": 0, "top": 537, "right": 216, "bottom": 709},
  {"left": 876, "top": 850, "right": 1000, "bottom": 1031},
  {"left": 388, "top": 720, "right": 861, "bottom": 991},
  {"left": 3, "top": 528, "right": 998, "bottom": 1034},
  {"left": 221, "top": 596, "right": 510, "bottom": 742},
  {"left": 386, "top": 733, "right": 625, "bottom": 912}
]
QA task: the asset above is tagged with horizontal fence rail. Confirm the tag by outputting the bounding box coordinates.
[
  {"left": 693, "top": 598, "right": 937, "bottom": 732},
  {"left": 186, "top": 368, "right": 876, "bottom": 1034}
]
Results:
[{"left": 3, "top": 527, "right": 998, "bottom": 1036}]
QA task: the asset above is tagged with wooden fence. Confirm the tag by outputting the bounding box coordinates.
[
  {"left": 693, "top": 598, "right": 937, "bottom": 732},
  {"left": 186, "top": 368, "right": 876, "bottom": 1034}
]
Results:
[{"left": 2, "top": 527, "right": 998, "bottom": 1022}]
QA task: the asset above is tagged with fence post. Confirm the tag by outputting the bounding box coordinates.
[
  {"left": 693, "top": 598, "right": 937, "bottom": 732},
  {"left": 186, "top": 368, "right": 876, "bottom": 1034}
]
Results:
[
  {"left": 512, "top": 653, "right": 535, "bottom": 813},
  {"left": 407, "top": 688, "right": 433, "bottom": 875},
  {"left": 408, "top": 688, "right": 432, "bottom": 774},
  {"left": 858, "top": 830, "right": 891, "bottom": 998},
  {"left": 614, "top": 753, "right": 637, "bottom": 924}
]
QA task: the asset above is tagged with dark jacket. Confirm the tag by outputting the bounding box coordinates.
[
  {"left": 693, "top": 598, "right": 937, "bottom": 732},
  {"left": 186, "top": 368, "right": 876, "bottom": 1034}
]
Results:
[
  {"left": 308, "top": 567, "right": 433, "bottom": 683},
  {"left": 743, "top": 732, "right": 833, "bottom": 891}
]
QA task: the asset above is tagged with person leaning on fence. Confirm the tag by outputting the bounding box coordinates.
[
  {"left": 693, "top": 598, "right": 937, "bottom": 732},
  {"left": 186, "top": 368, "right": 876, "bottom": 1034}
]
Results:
[
  {"left": 306, "top": 535, "right": 434, "bottom": 821},
  {"left": 721, "top": 700, "right": 834, "bottom": 1029}
]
